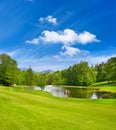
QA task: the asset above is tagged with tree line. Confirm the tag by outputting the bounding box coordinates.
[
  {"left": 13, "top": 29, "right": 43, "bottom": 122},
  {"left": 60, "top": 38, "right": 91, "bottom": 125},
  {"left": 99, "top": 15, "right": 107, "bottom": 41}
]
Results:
[{"left": 0, "top": 53, "right": 116, "bottom": 88}]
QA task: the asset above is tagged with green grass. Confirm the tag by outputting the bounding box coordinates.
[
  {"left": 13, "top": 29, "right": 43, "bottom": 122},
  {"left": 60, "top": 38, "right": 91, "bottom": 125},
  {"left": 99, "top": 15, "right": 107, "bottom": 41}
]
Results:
[
  {"left": 90, "top": 81, "right": 116, "bottom": 92},
  {"left": 0, "top": 86, "right": 116, "bottom": 130},
  {"left": 90, "top": 81, "right": 116, "bottom": 87},
  {"left": 97, "top": 87, "right": 116, "bottom": 92}
]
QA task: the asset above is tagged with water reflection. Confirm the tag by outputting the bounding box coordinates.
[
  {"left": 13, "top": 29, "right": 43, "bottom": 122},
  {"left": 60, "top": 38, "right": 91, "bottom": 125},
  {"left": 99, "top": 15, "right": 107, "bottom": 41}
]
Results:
[
  {"left": 35, "top": 86, "right": 41, "bottom": 90},
  {"left": 44, "top": 85, "right": 67, "bottom": 97},
  {"left": 91, "top": 93, "right": 98, "bottom": 99},
  {"left": 35, "top": 85, "right": 116, "bottom": 99},
  {"left": 67, "top": 87, "right": 92, "bottom": 98}
]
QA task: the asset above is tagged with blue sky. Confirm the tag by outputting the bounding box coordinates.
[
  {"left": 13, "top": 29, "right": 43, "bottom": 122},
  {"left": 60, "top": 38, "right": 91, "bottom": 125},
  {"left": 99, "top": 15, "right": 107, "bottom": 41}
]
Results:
[{"left": 0, "top": 0, "right": 116, "bottom": 71}]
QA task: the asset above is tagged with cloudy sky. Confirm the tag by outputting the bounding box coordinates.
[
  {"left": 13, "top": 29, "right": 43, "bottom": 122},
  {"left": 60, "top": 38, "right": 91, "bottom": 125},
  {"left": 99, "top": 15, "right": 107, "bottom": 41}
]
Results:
[{"left": 0, "top": 0, "right": 115, "bottom": 71}]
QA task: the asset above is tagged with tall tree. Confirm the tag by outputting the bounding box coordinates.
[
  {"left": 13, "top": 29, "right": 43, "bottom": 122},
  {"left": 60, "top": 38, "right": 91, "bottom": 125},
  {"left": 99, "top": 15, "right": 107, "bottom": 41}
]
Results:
[
  {"left": 24, "top": 67, "right": 35, "bottom": 88},
  {"left": 59, "top": 61, "right": 96, "bottom": 86},
  {"left": 0, "top": 54, "right": 21, "bottom": 86},
  {"left": 35, "top": 74, "right": 47, "bottom": 90},
  {"left": 105, "top": 57, "right": 116, "bottom": 81}
]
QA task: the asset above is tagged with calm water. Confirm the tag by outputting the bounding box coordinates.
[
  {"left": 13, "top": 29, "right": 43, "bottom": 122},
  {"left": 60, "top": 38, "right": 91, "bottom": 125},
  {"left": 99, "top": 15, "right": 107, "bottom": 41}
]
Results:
[{"left": 35, "top": 85, "right": 116, "bottom": 99}]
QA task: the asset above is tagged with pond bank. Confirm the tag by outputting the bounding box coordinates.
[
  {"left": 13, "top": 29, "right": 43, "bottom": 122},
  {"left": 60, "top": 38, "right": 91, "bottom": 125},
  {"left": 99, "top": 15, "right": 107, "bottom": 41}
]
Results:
[{"left": 35, "top": 85, "right": 116, "bottom": 99}]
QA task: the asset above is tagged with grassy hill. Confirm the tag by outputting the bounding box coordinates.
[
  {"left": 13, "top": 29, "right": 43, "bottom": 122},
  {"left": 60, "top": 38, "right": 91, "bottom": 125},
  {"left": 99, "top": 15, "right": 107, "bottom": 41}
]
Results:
[{"left": 0, "top": 86, "right": 116, "bottom": 130}]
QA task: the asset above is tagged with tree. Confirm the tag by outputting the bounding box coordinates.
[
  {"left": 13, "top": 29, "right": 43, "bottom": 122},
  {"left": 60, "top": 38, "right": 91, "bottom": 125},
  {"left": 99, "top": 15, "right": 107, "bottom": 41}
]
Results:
[
  {"left": 74, "top": 62, "right": 95, "bottom": 86},
  {"left": 52, "top": 71, "right": 65, "bottom": 85},
  {"left": 95, "top": 63, "right": 106, "bottom": 82},
  {"left": 105, "top": 57, "right": 116, "bottom": 81},
  {"left": 95, "top": 57, "right": 116, "bottom": 82},
  {"left": 24, "top": 67, "right": 35, "bottom": 88},
  {"left": 46, "top": 73, "right": 55, "bottom": 85},
  {"left": 0, "top": 54, "right": 21, "bottom": 86},
  {"left": 35, "top": 73, "right": 47, "bottom": 90},
  {"left": 61, "top": 61, "right": 96, "bottom": 86}
]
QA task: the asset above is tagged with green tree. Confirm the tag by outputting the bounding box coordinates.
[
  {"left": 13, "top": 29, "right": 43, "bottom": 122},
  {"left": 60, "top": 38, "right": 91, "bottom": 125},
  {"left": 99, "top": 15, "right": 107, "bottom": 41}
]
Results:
[
  {"left": 62, "top": 61, "right": 96, "bottom": 86},
  {"left": 52, "top": 71, "right": 65, "bottom": 85},
  {"left": 35, "top": 74, "right": 47, "bottom": 90},
  {"left": 105, "top": 57, "right": 116, "bottom": 81},
  {"left": 0, "top": 54, "right": 21, "bottom": 86},
  {"left": 95, "top": 63, "right": 106, "bottom": 82},
  {"left": 74, "top": 62, "right": 95, "bottom": 86},
  {"left": 46, "top": 73, "right": 55, "bottom": 85},
  {"left": 24, "top": 67, "right": 35, "bottom": 88}
]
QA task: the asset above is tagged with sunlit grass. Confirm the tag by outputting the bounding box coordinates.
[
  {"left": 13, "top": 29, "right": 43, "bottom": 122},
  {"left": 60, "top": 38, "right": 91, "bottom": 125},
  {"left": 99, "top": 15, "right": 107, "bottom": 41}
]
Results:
[
  {"left": 90, "top": 81, "right": 116, "bottom": 87},
  {"left": 90, "top": 81, "right": 116, "bottom": 92},
  {"left": 0, "top": 86, "right": 116, "bottom": 130}
]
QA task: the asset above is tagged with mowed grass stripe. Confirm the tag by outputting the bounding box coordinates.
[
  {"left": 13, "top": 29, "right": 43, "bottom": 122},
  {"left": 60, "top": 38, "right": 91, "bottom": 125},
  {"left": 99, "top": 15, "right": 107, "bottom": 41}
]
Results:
[{"left": 0, "top": 86, "right": 116, "bottom": 130}]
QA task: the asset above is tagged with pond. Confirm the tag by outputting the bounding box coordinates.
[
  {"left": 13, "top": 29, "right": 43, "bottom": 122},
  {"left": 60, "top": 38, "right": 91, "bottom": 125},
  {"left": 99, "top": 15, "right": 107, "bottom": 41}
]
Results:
[{"left": 35, "top": 85, "right": 116, "bottom": 99}]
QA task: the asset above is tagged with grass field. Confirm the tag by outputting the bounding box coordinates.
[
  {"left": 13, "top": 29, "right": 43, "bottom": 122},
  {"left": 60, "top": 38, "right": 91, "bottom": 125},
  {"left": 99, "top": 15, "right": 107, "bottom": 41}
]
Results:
[
  {"left": 0, "top": 86, "right": 116, "bottom": 130},
  {"left": 90, "top": 81, "right": 116, "bottom": 92},
  {"left": 91, "top": 81, "right": 116, "bottom": 87}
]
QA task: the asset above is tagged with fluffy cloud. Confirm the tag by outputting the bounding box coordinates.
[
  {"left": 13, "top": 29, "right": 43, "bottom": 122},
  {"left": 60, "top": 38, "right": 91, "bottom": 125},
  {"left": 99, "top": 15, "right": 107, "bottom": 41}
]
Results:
[
  {"left": 39, "top": 15, "right": 57, "bottom": 25},
  {"left": 40, "top": 29, "right": 77, "bottom": 45},
  {"left": 77, "top": 31, "right": 100, "bottom": 44},
  {"left": 59, "top": 45, "right": 89, "bottom": 57},
  {"left": 60, "top": 45, "right": 81, "bottom": 57},
  {"left": 26, "top": 29, "right": 100, "bottom": 45},
  {"left": 25, "top": 29, "right": 100, "bottom": 60}
]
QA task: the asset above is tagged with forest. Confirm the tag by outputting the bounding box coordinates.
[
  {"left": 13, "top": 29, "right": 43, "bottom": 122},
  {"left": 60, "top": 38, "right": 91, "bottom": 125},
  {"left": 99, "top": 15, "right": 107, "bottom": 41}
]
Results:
[{"left": 0, "top": 53, "right": 116, "bottom": 88}]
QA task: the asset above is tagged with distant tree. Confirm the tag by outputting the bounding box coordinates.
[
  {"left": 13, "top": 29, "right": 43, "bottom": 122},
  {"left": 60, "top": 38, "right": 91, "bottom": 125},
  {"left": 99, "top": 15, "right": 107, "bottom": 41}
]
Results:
[
  {"left": 95, "top": 63, "right": 106, "bottom": 82},
  {"left": 74, "top": 62, "right": 95, "bottom": 86},
  {"left": 46, "top": 73, "right": 55, "bottom": 85},
  {"left": 24, "top": 67, "right": 35, "bottom": 88},
  {"left": 61, "top": 61, "right": 96, "bottom": 86},
  {"left": 0, "top": 54, "right": 21, "bottom": 86},
  {"left": 94, "top": 57, "right": 116, "bottom": 82},
  {"left": 35, "top": 74, "right": 47, "bottom": 90},
  {"left": 52, "top": 71, "right": 65, "bottom": 85},
  {"left": 105, "top": 57, "right": 116, "bottom": 81}
]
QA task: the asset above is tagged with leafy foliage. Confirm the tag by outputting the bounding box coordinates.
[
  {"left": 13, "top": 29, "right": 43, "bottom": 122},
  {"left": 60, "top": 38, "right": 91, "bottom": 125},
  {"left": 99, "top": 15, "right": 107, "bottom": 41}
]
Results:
[
  {"left": 59, "top": 62, "right": 96, "bottom": 86},
  {"left": 0, "top": 54, "right": 22, "bottom": 86},
  {"left": 95, "top": 57, "right": 116, "bottom": 82},
  {"left": 105, "top": 57, "right": 116, "bottom": 81},
  {"left": 0, "top": 53, "right": 115, "bottom": 87},
  {"left": 22, "top": 67, "right": 35, "bottom": 88},
  {"left": 35, "top": 73, "right": 47, "bottom": 90}
]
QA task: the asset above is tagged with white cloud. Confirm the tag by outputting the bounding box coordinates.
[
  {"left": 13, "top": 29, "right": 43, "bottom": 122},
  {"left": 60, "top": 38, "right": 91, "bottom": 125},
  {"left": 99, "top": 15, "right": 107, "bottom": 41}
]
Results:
[
  {"left": 46, "top": 16, "right": 57, "bottom": 25},
  {"left": 39, "top": 15, "right": 57, "bottom": 25},
  {"left": 60, "top": 45, "right": 81, "bottom": 57},
  {"left": 40, "top": 29, "right": 77, "bottom": 45},
  {"left": 26, "top": 29, "right": 100, "bottom": 45},
  {"left": 59, "top": 45, "right": 89, "bottom": 57},
  {"left": 25, "top": 38, "right": 39, "bottom": 44},
  {"left": 39, "top": 17, "right": 44, "bottom": 22},
  {"left": 77, "top": 31, "right": 100, "bottom": 44}
]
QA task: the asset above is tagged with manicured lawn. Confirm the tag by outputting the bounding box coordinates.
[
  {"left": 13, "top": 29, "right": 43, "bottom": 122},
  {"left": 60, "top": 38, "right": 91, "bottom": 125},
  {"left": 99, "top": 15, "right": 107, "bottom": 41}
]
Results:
[
  {"left": 0, "top": 86, "right": 116, "bottom": 130},
  {"left": 90, "top": 81, "right": 116, "bottom": 87},
  {"left": 90, "top": 81, "right": 116, "bottom": 92},
  {"left": 97, "top": 86, "right": 116, "bottom": 92}
]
